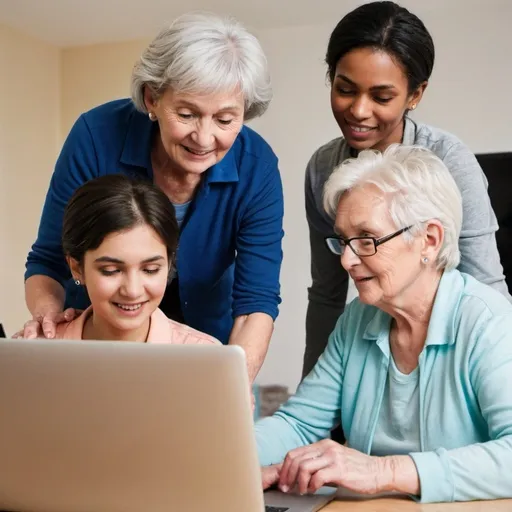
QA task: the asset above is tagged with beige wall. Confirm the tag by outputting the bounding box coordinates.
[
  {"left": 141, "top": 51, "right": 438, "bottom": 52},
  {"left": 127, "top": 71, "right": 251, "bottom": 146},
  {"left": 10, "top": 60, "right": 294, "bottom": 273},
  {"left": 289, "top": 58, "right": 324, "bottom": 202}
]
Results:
[
  {"left": 61, "top": 39, "right": 149, "bottom": 137},
  {"left": 0, "top": 24, "right": 60, "bottom": 335}
]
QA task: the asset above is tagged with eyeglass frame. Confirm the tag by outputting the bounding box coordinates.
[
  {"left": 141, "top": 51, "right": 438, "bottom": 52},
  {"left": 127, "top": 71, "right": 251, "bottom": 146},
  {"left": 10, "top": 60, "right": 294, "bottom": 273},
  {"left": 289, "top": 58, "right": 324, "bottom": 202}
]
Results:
[{"left": 324, "top": 226, "right": 412, "bottom": 257}]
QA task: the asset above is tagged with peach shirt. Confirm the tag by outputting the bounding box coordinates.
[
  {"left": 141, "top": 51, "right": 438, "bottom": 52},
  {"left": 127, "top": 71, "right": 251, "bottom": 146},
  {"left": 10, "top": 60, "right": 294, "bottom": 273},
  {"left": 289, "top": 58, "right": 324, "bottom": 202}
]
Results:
[{"left": 54, "top": 306, "right": 220, "bottom": 345}]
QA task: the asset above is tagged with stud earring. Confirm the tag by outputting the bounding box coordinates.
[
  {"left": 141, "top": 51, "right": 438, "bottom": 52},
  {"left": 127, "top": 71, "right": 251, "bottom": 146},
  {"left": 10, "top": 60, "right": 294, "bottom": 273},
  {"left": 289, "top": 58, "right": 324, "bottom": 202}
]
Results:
[
  {"left": 422, "top": 257, "right": 428, "bottom": 264},
  {"left": 74, "top": 279, "right": 81, "bottom": 286},
  {"left": 148, "top": 112, "right": 157, "bottom": 121},
  {"left": 410, "top": 104, "right": 417, "bottom": 110}
]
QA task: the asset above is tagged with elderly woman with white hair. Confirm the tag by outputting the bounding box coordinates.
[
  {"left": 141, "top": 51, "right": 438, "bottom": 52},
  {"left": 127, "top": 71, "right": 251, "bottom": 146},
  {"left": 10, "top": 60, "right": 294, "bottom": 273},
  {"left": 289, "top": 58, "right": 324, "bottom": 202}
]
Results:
[
  {"left": 257, "top": 145, "right": 512, "bottom": 503},
  {"left": 21, "top": 12, "right": 282, "bottom": 382}
]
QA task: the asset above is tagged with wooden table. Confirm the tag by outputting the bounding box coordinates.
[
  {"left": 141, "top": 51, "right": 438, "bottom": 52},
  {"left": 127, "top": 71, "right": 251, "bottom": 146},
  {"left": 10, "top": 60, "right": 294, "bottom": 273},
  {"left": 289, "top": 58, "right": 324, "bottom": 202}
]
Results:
[{"left": 323, "top": 496, "right": 512, "bottom": 511}]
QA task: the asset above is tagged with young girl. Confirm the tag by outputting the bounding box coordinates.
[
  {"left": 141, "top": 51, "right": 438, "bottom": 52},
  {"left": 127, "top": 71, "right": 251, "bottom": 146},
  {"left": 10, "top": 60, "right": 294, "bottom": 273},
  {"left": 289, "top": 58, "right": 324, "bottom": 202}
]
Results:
[{"left": 54, "top": 174, "right": 218, "bottom": 345}]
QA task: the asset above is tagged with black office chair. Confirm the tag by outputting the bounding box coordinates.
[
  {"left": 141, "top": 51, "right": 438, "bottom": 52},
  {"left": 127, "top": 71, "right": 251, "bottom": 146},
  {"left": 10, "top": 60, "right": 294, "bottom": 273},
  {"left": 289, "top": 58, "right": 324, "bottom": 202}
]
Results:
[{"left": 476, "top": 152, "right": 512, "bottom": 294}]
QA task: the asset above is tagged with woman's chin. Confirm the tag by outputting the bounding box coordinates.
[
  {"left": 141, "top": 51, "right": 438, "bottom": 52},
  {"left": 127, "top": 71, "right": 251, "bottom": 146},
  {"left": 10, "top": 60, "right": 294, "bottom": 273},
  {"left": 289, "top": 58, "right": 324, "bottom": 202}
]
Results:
[
  {"left": 107, "top": 309, "right": 152, "bottom": 334},
  {"left": 356, "top": 288, "right": 381, "bottom": 306}
]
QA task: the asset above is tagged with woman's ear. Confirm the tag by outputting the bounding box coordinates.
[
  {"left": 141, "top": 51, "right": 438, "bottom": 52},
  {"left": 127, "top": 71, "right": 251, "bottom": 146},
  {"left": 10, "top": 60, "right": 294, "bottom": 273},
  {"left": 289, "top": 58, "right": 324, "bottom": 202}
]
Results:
[
  {"left": 143, "top": 85, "right": 158, "bottom": 113},
  {"left": 66, "top": 256, "right": 84, "bottom": 284},
  {"left": 408, "top": 81, "right": 428, "bottom": 110},
  {"left": 421, "top": 219, "right": 444, "bottom": 264}
]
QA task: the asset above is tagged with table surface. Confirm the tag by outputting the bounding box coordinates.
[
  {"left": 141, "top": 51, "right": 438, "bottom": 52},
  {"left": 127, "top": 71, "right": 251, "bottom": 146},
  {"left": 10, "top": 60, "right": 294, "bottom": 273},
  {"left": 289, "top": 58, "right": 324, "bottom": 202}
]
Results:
[{"left": 323, "top": 496, "right": 512, "bottom": 511}]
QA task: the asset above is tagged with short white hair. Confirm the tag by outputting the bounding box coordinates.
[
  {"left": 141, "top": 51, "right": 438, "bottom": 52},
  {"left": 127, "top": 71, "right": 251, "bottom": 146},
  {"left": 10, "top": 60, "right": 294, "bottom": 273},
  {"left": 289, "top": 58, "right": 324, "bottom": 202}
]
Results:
[
  {"left": 131, "top": 12, "right": 272, "bottom": 121},
  {"left": 323, "top": 144, "right": 463, "bottom": 270}
]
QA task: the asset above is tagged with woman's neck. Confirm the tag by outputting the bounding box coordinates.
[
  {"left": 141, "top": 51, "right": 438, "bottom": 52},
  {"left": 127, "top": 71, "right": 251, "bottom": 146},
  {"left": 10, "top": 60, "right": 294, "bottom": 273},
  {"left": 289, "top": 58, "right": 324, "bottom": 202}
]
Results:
[
  {"left": 153, "top": 168, "right": 201, "bottom": 205},
  {"left": 379, "top": 269, "right": 443, "bottom": 373},
  {"left": 82, "top": 310, "right": 151, "bottom": 343},
  {"left": 151, "top": 135, "right": 201, "bottom": 204}
]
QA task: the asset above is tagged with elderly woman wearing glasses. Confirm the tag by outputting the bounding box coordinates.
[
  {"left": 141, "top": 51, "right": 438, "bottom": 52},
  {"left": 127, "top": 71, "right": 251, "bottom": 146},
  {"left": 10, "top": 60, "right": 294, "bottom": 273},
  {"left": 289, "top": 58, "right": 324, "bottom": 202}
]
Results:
[{"left": 256, "top": 145, "right": 512, "bottom": 503}]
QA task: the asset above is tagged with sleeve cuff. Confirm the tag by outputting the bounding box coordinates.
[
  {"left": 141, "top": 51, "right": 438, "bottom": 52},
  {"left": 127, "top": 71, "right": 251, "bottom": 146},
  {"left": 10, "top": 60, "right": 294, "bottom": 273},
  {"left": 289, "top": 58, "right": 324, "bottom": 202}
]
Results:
[
  {"left": 409, "top": 448, "right": 455, "bottom": 503},
  {"left": 232, "top": 303, "right": 279, "bottom": 321}
]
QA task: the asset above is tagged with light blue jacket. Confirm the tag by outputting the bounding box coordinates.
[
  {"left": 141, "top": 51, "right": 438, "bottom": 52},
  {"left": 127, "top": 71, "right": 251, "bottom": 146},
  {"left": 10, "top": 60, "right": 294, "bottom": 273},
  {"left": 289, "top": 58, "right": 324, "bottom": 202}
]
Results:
[{"left": 255, "top": 270, "right": 512, "bottom": 503}]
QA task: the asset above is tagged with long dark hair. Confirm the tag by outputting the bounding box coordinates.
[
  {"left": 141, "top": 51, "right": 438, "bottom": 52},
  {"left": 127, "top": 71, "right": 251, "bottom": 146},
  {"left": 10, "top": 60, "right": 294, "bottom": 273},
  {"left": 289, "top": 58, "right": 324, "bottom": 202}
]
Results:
[
  {"left": 326, "top": 1, "right": 435, "bottom": 93},
  {"left": 62, "top": 174, "right": 178, "bottom": 266}
]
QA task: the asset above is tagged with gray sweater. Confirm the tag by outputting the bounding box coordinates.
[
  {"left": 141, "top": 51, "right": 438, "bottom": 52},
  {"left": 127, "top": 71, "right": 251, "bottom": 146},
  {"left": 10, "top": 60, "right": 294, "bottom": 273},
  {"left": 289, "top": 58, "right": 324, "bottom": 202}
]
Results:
[{"left": 303, "top": 117, "right": 510, "bottom": 377}]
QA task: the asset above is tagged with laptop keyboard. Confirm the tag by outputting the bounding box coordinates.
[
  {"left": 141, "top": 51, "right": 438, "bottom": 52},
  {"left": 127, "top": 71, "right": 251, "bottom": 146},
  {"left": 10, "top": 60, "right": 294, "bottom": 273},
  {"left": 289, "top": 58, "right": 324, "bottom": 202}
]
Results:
[{"left": 265, "top": 507, "right": 289, "bottom": 512}]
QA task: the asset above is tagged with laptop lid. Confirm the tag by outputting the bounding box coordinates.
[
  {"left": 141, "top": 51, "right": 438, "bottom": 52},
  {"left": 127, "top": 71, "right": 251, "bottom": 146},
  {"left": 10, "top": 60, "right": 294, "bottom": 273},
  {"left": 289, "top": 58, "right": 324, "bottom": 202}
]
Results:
[{"left": 0, "top": 340, "right": 264, "bottom": 512}]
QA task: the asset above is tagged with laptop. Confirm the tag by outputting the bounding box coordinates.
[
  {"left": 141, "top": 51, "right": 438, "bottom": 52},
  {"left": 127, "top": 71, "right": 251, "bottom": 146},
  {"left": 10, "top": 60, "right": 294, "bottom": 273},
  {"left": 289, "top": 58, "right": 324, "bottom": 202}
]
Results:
[{"left": 0, "top": 339, "right": 335, "bottom": 512}]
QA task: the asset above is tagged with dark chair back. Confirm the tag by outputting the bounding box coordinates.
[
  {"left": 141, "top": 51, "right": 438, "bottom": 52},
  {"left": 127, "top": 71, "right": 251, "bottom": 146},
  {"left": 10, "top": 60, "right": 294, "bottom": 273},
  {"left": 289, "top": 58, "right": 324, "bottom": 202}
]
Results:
[{"left": 476, "top": 152, "right": 512, "bottom": 293}]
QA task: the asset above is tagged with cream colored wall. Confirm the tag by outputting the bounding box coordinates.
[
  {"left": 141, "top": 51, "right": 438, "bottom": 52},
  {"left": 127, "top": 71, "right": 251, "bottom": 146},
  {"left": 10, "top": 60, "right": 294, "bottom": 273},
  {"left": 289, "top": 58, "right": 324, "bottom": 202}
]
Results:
[
  {"left": 61, "top": 39, "right": 149, "bottom": 137},
  {"left": 0, "top": 24, "right": 60, "bottom": 335}
]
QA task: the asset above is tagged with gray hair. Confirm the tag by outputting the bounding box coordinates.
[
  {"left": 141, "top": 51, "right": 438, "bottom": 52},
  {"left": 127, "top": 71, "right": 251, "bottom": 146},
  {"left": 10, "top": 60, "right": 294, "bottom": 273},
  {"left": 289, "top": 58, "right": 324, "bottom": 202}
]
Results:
[
  {"left": 131, "top": 12, "right": 272, "bottom": 121},
  {"left": 323, "top": 144, "right": 463, "bottom": 270}
]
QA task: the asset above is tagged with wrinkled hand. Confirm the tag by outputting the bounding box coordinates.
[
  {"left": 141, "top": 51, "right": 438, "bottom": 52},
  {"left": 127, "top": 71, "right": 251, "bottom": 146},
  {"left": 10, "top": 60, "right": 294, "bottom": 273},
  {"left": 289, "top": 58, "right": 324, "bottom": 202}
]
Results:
[
  {"left": 12, "top": 308, "right": 81, "bottom": 339},
  {"left": 262, "top": 464, "right": 282, "bottom": 490},
  {"left": 278, "top": 439, "right": 388, "bottom": 496}
]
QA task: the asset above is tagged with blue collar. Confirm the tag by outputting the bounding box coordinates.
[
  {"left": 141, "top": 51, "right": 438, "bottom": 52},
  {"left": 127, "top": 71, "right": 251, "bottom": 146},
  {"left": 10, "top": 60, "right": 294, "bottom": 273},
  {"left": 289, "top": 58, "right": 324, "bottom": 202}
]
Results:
[
  {"left": 205, "top": 148, "right": 239, "bottom": 183},
  {"left": 120, "top": 108, "right": 153, "bottom": 170}
]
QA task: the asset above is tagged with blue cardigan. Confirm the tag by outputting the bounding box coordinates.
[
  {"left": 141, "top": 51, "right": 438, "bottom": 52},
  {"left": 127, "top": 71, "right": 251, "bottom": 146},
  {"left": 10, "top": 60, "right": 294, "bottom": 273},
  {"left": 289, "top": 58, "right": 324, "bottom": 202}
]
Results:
[
  {"left": 255, "top": 270, "right": 512, "bottom": 502},
  {"left": 25, "top": 99, "right": 284, "bottom": 343}
]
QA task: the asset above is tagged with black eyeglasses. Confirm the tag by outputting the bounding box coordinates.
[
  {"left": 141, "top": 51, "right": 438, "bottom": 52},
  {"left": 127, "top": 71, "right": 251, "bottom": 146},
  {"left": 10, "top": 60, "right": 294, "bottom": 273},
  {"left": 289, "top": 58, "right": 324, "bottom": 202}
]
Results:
[{"left": 325, "top": 226, "right": 412, "bottom": 257}]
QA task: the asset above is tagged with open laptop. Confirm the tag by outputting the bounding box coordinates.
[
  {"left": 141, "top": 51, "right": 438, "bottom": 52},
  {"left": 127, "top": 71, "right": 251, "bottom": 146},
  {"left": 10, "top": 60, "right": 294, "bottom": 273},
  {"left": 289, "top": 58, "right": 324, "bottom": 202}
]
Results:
[{"left": 0, "top": 339, "right": 335, "bottom": 512}]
